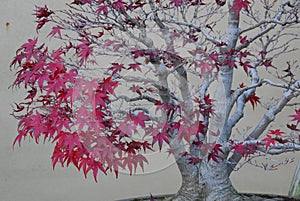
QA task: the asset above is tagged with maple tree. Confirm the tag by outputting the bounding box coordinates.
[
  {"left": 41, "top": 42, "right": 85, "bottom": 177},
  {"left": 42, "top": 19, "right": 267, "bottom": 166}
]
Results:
[{"left": 10, "top": 0, "right": 300, "bottom": 200}]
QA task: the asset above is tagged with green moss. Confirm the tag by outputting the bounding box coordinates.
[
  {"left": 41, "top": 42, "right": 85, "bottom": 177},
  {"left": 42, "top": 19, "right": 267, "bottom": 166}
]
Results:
[
  {"left": 289, "top": 162, "right": 300, "bottom": 199},
  {"left": 293, "top": 184, "right": 300, "bottom": 198}
]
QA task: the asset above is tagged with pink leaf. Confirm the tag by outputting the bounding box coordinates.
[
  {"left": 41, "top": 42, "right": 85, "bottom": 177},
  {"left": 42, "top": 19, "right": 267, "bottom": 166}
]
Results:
[
  {"left": 128, "top": 63, "right": 142, "bottom": 72},
  {"left": 290, "top": 109, "right": 300, "bottom": 123},
  {"left": 36, "top": 18, "right": 50, "bottom": 31},
  {"left": 34, "top": 5, "right": 54, "bottom": 19},
  {"left": 152, "top": 131, "right": 169, "bottom": 151},
  {"left": 48, "top": 26, "right": 63, "bottom": 39},
  {"left": 188, "top": 157, "right": 202, "bottom": 165},
  {"left": 100, "top": 76, "right": 118, "bottom": 94},
  {"left": 97, "top": 5, "right": 108, "bottom": 15},
  {"left": 77, "top": 39, "right": 92, "bottom": 65},
  {"left": 240, "top": 61, "right": 253, "bottom": 74},
  {"left": 131, "top": 111, "right": 149, "bottom": 128},
  {"left": 239, "top": 35, "right": 248, "bottom": 45},
  {"left": 112, "top": 0, "right": 127, "bottom": 12},
  {"left": 170, "top": 0, "right": 184, "bottom": 7},
  {"left": 109, "top": 63, "right": 125, "bottom": 75}
]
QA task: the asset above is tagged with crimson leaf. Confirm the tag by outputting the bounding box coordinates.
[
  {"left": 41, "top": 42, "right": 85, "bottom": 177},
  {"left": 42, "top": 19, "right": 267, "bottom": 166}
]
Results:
[{"left": 230, "top": 0, "right": 251, "bottom": 18}]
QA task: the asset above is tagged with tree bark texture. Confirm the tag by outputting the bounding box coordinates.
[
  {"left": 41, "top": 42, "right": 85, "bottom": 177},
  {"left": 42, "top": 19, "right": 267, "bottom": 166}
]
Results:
[{"left": 154, "top": 0, "right": 299, "bottom": 200}]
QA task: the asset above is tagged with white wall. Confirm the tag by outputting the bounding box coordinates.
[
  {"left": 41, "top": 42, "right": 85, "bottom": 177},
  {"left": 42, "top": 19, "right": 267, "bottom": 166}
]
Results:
[{"left": 0, "top": 1, "right": 299, "bottom": 201}]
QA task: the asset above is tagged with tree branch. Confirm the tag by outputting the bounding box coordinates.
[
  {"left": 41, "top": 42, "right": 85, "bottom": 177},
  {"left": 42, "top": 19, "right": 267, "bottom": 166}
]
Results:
[
  {"left": 227, "top": 80, "right": 300, "bottom": 174},
  {"left": 228, "top": 68, "right": 261, "bottom": 129},
  {"left": 236, "top": 1, "right": 300, "bottom": 51},
  {"left": 110, "top": 95, "right": 157, "bottom": 103},
  {"left": 162, "top": 19, "right": 223, "bottom": 44}
]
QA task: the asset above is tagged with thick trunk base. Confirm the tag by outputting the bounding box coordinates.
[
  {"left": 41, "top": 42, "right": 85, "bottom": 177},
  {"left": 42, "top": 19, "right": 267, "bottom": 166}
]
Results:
[
  {"left": 166, "top": 194, "right": 198, "bottom": 201},
  {"left": 124, "top": 193, "right": 299, "bottom": 201}
]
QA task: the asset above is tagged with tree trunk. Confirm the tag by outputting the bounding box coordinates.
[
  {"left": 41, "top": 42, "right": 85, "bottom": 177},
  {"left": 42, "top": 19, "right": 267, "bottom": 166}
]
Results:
[
  {"left": 166, "top": 143, "right": 202, "bottom": 201},
  {"left": 167, "top": 158, "right": 201, "bottom": 201},
  {"left": 166, "top": 162, "right": 296, "bottom": 201},
  {"left": 199, "top": 158, "right": 240, "bottom": 201}
]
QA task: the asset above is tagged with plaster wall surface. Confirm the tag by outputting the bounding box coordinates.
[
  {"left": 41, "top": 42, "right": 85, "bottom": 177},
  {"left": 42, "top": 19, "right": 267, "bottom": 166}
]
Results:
[{"left": 0, "top": 1, "right": 299, "bottom": 201}]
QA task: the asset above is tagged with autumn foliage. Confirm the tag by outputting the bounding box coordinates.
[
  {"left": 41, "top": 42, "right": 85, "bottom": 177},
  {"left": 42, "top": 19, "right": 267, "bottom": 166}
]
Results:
[{"left": 10, "top": 0, "right": 300, "bottom": 185}]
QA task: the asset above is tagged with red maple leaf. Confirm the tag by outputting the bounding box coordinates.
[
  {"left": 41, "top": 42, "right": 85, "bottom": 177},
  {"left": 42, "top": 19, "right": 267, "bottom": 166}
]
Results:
[
  {"left": 97, "top": 5, "right": 109, "bottom": 15},
  {"left": 282, "top": 61, "right": 294, "bottom": 79},
  {"left": 100, "top": 76, "right": 118, "bottom": 94},
  {"left": 262, "top": 59, "right": 276, "bottom": 69},
  {"left": 51, "top": 48, "right": 65, "bottom": 61},
  {"left": 134, "top": 154, "right": 148, "bottom": 172},
  {"left": 245, "top": 93, "right": 260, "bottom": 109},
  {"left": 131, "top": 0, "right": 147, "bottom": 9},
  {"left": 48, "top": 26, "right": 63, "bottom": 39},
  {"left": 12, "top": 102, "right": 25, "bottom": 113},
  {"left": 208, "top": 151, "right": 220, "bottom": 162},
  {"left": 195, "top": 94, "right": 215, "bottom": 116},
  {"left": 90, "top": 160, "right": 106, "bottom": 182},
  {"left": 36, "top": 18, "right": 50, "bottom": 31},
  {"left": 287, "top": 124, "right": 300, "bottom": 131},
  {"left": 208, "top": 143, "right": 224, "bottom": 162},
  {"left": 240, "top": 61, "right": 253, "bottom": 74},
  {"left": 235, "top": 83, "right": 260, "bottom": 109},
  {"left": 126, "top": 140, "right": 143, "bottom": 154},
  {"left": 53, "top": 131, "right": 82, "bottom": 151},
  {"left": 131, "top": 111, "right": 149, "bottom": 128},
  {"left": 51, "top": 142, "right": 66, "bottom": 169},
  {"left": 237, "top": 50, "right": 253, "bottom": 61},
  {"left": 71, "top": 0, "right": 88, "bottom": 5},
  {"left": 215, "top": 0, "right": 226, "bottom": 6},
  {"left": 118, "top": 119, "right": 136, "bottom": 138},
  {"left": 112, "top": 0, "right": 127, "bottom": 12},
  {"left": 129, "top": 84, "right": 143, "bottom": 95},
  {"left": 208, "top": 52, "right": 220, "bottom": 63},
  {"left": 77, "top": 156, "right": 91, "bottom": 178},
  {"left": 188, "top": 156, "right": 202, "bottom": 165},
  {"left": 45, "top": 78, "right": 66, "bottom": 95},
  {"left": 13, "top": 129, "right": 27, "bottom": 147},
  {"left": 109, "top": 63, "right": 125, "bottom": 75},
  {"left": 122, "top": 154, "right": 148, "bottom": 175},
  {"left": 215, "top": 42, "right": 227, "bottom": 47},
  {"left": 128, "top": 63, "right": 142, "bottom": 72},
  {"left": 21, "top": 38, "right": 38, "bottom": 53},
  {"left": 178, "top": 122, "right": 203, "bottom": 143},
  {"left": 230, "top": 0, "right": 251, "bottom": 18},
  {"left": 25, "top": 87, "right": 37, "bottom": 100},
  {"left": 290, "top": 109, "right": 300, "bottom": 123},
  {"left": 34, "top": 5, "right": 54, "bottom": 19},
  {"left": 262, "top": 134, "right": 275, "bottom": 150},
  {"left": 131, "top": 49, "right": 145, "bottom": 59},
  {"left": 14, "top": 111, "right": 46, "bottom": 144},
  {"left": 269, "top": 129, "right": 285, "bottom": 137},
  {"left": 232, "top": 142, "right": 246, "bottom": 156},
  {"left": 170, "top": 0, "right": 184, "bottom": 7},
  {"left": 196, "top": 60, "right": 213, "bottom": 77},
  {"left": 239, "top": 35, "right": 248, "bottom": 45},
  {"left": 77, "top": 39, "right": 92, "bottom": 65},
  {"left": 152, "top": 131, "right": 169, "bottom": 151}
]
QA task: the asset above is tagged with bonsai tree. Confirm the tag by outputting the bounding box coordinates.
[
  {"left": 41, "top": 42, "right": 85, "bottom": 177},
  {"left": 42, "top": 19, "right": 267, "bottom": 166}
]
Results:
[{"left": 11, "top": 0, "right": 300, "bottom": 200}]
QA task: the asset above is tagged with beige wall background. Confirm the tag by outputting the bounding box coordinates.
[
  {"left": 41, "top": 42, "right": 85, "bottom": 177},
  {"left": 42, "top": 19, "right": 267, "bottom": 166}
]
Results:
[{"left": 0, "top": 1, "right": 299, "bottom": 201}]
